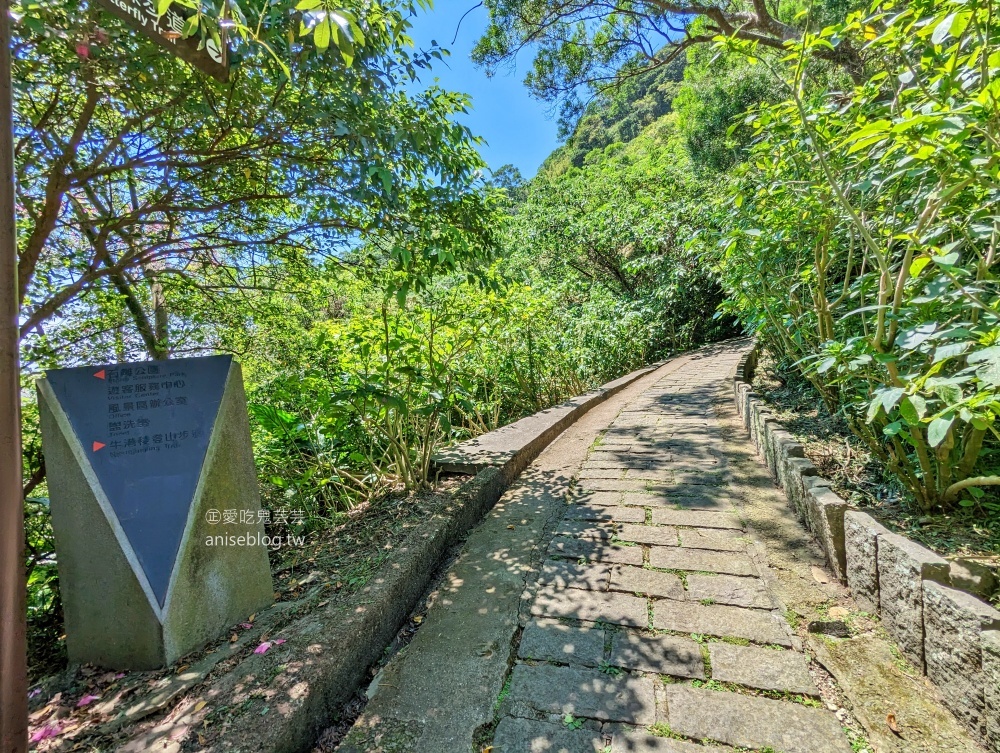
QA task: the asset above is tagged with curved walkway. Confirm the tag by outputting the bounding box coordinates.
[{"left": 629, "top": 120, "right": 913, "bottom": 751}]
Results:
[{"left": 340, "top": 343, "right": 852, "bottom": 753}]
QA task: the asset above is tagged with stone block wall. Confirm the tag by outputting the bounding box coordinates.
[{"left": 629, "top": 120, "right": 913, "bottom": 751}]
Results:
[{"left": 732, "top": 345, "right": 1000, "bottom": 748}]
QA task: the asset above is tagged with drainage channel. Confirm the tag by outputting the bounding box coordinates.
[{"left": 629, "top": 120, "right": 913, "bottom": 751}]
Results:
[{"left": 310, "top": 514, "right": 471, "bottom": 751}]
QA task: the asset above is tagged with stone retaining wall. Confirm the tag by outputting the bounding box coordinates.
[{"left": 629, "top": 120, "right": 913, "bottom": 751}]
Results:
[{"left": 732, "top": 346, "right": 1000, "bottom": 749}]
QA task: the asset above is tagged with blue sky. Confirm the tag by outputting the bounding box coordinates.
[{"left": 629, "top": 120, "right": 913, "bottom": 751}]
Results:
[{"left": 406, "top": 0, "right": 562, "bottom": 178}]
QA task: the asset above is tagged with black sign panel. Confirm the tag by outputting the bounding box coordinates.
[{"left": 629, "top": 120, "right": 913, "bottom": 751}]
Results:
[
  {"left": 46, "top": 355, "right": 232, "bottom": 606},
  {"left": 95, "top": 0, "right": 229, "bottom": 82}
]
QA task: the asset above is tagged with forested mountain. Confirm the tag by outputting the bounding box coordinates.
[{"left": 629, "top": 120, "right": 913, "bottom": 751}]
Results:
[{"left": 541, "top": 58, "right": 686, "bottom": 171}]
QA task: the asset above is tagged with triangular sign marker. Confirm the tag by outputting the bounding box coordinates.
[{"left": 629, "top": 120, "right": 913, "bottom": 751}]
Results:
[{"left": 47, "top": 356, "right": 233, "bottom": 607}]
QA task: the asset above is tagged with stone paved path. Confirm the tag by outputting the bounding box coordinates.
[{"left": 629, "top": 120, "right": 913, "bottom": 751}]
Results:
[
  {"left": 339, "top": 343, "right": 854, "bottom": 753},
  {"left": 493, "top": 345, "right": 851, "bottom": 753}
]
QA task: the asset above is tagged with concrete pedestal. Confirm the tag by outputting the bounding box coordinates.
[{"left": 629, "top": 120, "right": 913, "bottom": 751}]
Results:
[{"left": 38, "top": 356, "right": 273, "bottom": 669}]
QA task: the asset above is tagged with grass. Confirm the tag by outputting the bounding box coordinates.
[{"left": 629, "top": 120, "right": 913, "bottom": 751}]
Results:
[
  {"left": 717, "top": 635, "right": 751, "bottom": 647},
  {"left": 644, "top": 565, "right": 689, "bottom": 587},
  {"left": 647, "top": 722, "right": 685, "bottom": 740},
  {"left": 784, "top": 610, "right": 801, "bottom": 630},
  {"left": 691, "top": 678, "right": 823, "bottom": 708},
  {"left": 598, "top": 661, "right": 623, "bottom": 677},
  {"left": 493, "top": 677, "right": 512, "bottom": 712},
  {"left": 886, "top": 641, "right": 918, "bottom": 677}
]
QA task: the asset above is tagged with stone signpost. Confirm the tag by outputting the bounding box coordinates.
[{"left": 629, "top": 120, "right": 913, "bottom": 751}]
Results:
[{"left": 37, "top": 355, "right": 272, "bottom": 669}]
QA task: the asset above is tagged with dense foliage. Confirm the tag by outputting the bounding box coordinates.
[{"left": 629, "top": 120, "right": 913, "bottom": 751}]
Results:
[
  {"left": 473, "top": 0, "right": 863, "bottom": 129},
  {"left": 713, "top": 0, "right": 1000, "bottom": 513}
]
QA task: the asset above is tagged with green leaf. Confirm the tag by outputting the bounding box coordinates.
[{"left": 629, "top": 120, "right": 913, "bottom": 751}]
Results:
[
  {"left": 846, "top": 133, "right": 889, "bottom": 155},
  {"left": 843, "top": 120, "right": 891, "bottom": 144},
  {"left": 314, "top": 18, "right": 331, "bottom": 50},
  {"left": 949, "top": 10, "right": 973, "bottom": 40},
  {"left": 927, "top": 416, "right": 954, "bottom": 448},
  {"left": 933, "top": 251, "right": 960, "bottom": 267},
  {"left": 933, "top": 342, "right": 967, "bottom": 362},
  {"left": 899, "top": 397, "right": 920, "bottom": 425},
  {"left": 968, "top": 346, "right": 1000, "bottom": 365},
  {"left": 336, "top": 28, "right": 355, "bottom": 66},
  {"left": 977, "top": 360, "right": 1000, "bottom": 387},
  {"left": 867, "top": 397, "right": 882, "bottom": 423},
  {"left": 909, "top": 256, "right": 931, "bottom": 277},
  {"left": 883, "top": 421, "right": 903, "bottom": 436},
  {"left": 933, "top": 383, "right": 962, "bottom": 405},
  {"left": 881, "top": 387, "right": 905, "bottom": 413},
  {"left": 931, "top": 12, "right": 957, "bottom": 45},
  {"left": 157, "top": 0, "right": 172, "bottom": 16}
]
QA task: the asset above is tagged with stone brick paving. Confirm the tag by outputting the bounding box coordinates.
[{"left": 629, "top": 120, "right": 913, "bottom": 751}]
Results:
[{"left": 495, "top": 346, "right": 853, "bottom": 753}]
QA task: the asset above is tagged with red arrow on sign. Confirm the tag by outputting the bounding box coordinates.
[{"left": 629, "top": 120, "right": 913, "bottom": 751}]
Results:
[
  {"left": 93, "top": 370, "right": 106, "bottom": 380},
  {"left": 92, "top": 441, "right": 106, "bottom": 452}
]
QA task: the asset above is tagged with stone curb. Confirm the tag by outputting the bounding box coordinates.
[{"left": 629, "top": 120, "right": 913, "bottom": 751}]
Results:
[
  {"left": 732, "top": 344, "right": 1000, "bottom": 748},
  {"left": 119, "top": 468, "right": 507, "bottom": 753},
  {"left": 432, "top": 361, "right": 667, "bottom": 484}
]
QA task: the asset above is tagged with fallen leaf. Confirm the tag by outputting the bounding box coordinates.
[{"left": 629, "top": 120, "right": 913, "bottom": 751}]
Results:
[
  {"left": 811, "top": 566, "right": 831, "bottom": 584},
  {"left": 413, "top": 616, "right": 423, "bottom": 624},
  {"left": 194, "top": 700, "right": 207, "bottom": 713},
  {"left": 75, "top": 694, "right": 100, "bottom": 708},
  {"left": 29, "top": 724, "right": 62, "bottom": 743},
  {"left": 887, "top": 712, "right": 901, "bottom": 734},
  {"left": 506, "top": 525, "right": 515, "bottom": 530},
  {"left": 198, "top": 733, "right": 207, "bottom": 745},
  {"left": 176, "top": 665, "right": 189, "bottom": 674},
  {"left": 230, "top": 634, "right": 239, "bottom": 643},
  {"left": 248, "top": 613, "right": 256, "bottom": 622}
]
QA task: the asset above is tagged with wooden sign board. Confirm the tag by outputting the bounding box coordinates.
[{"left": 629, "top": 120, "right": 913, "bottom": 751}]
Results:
[{"left": 95, "top": 0, "right": 229, "bottom": 82}]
